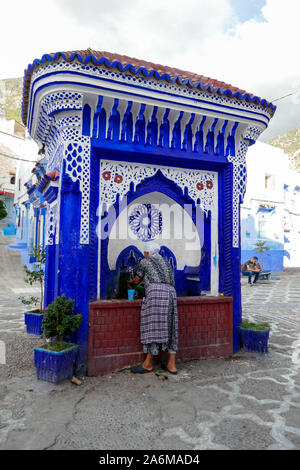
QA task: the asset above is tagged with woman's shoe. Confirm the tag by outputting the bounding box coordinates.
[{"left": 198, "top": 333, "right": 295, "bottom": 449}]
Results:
[
  {"left": 161, "top": 362, "right": 178, "bottom": 375},
  {"left": 131, "top": 364, "right": 153, "bottom": 374}
]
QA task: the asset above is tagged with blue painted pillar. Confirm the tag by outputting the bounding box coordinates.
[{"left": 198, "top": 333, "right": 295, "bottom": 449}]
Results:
[
  {"left": 221, "top": 163, "right": 242, "bottom": 353},
  {"left": 24, "top": 201, "right": 30, "bottom": 247},
  {"left": 31, "top": 208, "right": 40, "bottom": 261},
  {"left": 40, "top": 206, "right": 47, "bottom": 248},
  {"left": 57, "top": 174, "right": 90, "bottom": 375},
  {"left": 231, "top": 247, "right": 242, "bottom": 351},
  {"left": 34, "top": 208, "right": 40, "bottom": 247},
  {"left": 15, "top": 206, "right": 21, "bottom": 241},
  {"left": 44, "top": 243, "right": 56, "bottom": 309},
  {"left": 44, "top": 204, "right": 56, "bottom": 310}
]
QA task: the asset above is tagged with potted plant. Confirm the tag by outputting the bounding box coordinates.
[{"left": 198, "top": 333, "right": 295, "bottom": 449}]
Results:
[
  {"left": 239, "top": 320, "right": 270, "bottom": 354},
  {"left": 34, "top": 295, "right": 82, "bottom": 383},
  {"left": 19, "top": 245, "right": 46, "bottom": 335}
]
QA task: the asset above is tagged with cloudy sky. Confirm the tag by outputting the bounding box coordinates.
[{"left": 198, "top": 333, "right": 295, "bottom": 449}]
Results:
[{"left": 1, "top": 0, "right": 299, "bottom": 140}]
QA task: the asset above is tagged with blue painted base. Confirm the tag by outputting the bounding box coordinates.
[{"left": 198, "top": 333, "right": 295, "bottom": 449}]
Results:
[
  {"left": 24, "top": 312, "right": 43, "bottom": 335},
  {"left": 240, "top": 328, "right": 270, "bottom": 354},
  {"left": 34, "top": 344, "right": 78, "bottom": 383}
]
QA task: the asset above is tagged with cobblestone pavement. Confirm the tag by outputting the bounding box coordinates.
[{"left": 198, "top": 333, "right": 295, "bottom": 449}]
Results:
[{"left": 0, "top": 232, "right": 300, "bottom": 450}]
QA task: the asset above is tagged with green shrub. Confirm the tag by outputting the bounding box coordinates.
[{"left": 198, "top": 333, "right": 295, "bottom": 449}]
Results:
[
  {"left": 42, "top": 295, "right": 82, "bottom": 349},
  {"left": 0, "top": 200, "right": 7, "bottom": 220},
  {"left": 240, "top": 320, "right": 270, "bottom": 331},
  {"left": 39, "top": 342, "right": 76, "bottom": 352},
  {"left": 19, "top": 246, "right": 46, "bottom": 313}
]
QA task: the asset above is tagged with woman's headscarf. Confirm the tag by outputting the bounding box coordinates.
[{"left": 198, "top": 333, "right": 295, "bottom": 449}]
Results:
[{"left": 143, "top": 241, "right": 160, "bottom": 256}]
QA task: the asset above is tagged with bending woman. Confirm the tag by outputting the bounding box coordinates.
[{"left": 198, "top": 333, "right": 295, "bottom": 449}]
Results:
[{"left": 129, "top": 241, "right": 178, "bottom": 375}]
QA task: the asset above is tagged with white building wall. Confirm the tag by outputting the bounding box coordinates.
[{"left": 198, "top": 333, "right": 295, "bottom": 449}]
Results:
[
  {"left": 282, "top": 169, "right": 300, "bottom": 267},
  {"left": 0, "top": 115, "right": 39, "bottom": 228},
  {"left": 241, "top": 141, "right": 300, "bottom": 269}
]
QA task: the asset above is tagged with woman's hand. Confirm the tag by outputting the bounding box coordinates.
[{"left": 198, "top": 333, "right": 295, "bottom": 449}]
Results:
[{"left": 128, "top": 275, "right": 142, "bottom": 285}]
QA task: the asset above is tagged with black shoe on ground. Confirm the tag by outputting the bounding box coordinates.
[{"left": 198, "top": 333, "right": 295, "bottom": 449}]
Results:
[
  {"left": 161, "top": 363, "right": 178, "bottom": 375},
  {"left": 131, "top": 364, "right": 153, "bottom": 374}
]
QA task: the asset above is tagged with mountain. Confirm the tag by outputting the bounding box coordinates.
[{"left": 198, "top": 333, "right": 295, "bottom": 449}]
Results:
[
  {"left": 267, "top": 125, "right": 300, "bottom": 172},
  {"left": 0, "top": 77, "right": 23, "bottom": 123}
]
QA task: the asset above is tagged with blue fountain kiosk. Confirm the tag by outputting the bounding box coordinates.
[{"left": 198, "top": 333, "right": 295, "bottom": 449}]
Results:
[{"left": 22, "top": 50, "right": 276, "bottom": 374}]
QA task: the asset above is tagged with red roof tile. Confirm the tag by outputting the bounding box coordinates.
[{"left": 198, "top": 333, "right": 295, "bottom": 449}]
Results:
[
  {"left": 22, "top": 49, "right": 275, "bottom": 125},
  {"left": 46, "top": 170, "right": 60, "bottom": 181}
]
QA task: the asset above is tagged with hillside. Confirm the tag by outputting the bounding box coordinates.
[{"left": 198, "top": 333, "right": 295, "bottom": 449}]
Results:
[
  {"left": 267, "top": 125, "right": 300, "bottom": 172},
  {"left": 0, "top": 77, "right": 23, "bottom": 123}
]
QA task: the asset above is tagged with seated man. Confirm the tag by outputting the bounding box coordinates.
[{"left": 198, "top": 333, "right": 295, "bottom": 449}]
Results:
[{"left": 241, "top": 256, "right": 261, "bottom": 285}]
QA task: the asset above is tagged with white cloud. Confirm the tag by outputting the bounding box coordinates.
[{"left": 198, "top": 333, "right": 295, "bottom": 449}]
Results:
[
  {"left": 0, "top": 0, "right": 234, "bottom": 77},
  {"left": 194, "top": 0, "right": 300, "bottom": 139},
  {"left": 0, "top": 0, "right": 299, "bottom": 139},
  {"left": 50, "top": 0, "right": 235, "bottom": 64}
]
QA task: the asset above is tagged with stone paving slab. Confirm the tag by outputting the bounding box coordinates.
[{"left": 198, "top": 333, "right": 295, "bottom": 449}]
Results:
[{"left": 0, "top": 234, "right": 300, "bottom": 450}]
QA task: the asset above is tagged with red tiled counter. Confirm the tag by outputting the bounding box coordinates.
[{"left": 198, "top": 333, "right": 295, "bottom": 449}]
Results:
[{"left": 88, "top": 296, "right": 233, "bottom": 376}]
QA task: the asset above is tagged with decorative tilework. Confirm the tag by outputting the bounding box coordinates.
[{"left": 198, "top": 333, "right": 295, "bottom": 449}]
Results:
[
  {"left": 45, "top": 205, "right": 56, "bottom": 246},
  {"left": 42, "top": 104, "right": 91, "bottom": 245},
  {"left": 62, "top": 128, "right": 91, "bottom": 244},
  {"left": 41, "top": 91, "right": 82, "bottom": 116},
  {"left": 30, "top": 60, "right": 273, "bottom": 121},
  {"left": 129, "top": 204, "right": 163, "bottom": 241},
  {"left": 226, "top": 125, "right": 263, "bottom": 247},
  {"left": 31, "top": 67, "right": 266, "bottom": 250},
  {"left": 47, "top": 140, "right": 63, "bottom": 173},
  {"left": 100, "top": 160, "right": 217, "bottom": 214}
]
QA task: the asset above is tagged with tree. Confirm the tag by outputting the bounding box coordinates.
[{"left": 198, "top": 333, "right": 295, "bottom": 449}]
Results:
[
  {"left": 41, "top": 294, "right": 82, "bottom": 345},
  {"left": 19, "top": 245, "right": 46, "bottom": 313},
  {"left": 253, "top": 240, "right": 271, "bottom": 270},
  {"left": 0, "top": 199, "right": 7, "bottom": 220}
]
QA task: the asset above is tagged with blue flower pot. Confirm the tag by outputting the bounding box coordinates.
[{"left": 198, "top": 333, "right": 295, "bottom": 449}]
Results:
[
  {"left": 240, "top": 327, "right": 270, "bottom": 354},
  {"left": 34, "top": 343, "right": 78, "bottom": 383},
  {"left": 24, "top": 311, "right": 43, "bottom": 335}
]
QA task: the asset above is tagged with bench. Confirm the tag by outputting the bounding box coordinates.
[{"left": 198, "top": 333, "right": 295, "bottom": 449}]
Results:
[
  {"left": 241, "top": 270, "right": 272, "bottom": 281},
  {"left": 259, "top": 270, "right": 271, "bottom": 280}
]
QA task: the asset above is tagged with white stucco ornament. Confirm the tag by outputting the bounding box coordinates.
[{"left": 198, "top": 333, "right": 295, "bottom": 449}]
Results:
[{"left": 99, "top": 160, "right": 217, "bottom": 215}]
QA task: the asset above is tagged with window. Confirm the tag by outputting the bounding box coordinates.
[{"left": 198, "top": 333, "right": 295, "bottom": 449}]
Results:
[
  {"left": 10, "top": 176, "right": 15, "bottom": 185},
  {"left": 258, "top": 215, "right": 267, "bottom": 239},
  {"left": 265, "top": 174, "right": 275, "bottom": 190}
]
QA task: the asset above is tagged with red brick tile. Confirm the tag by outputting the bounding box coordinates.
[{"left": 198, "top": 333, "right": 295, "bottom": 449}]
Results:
[{"left": 89, "top": 297, "right": 233, "bottom": 375}]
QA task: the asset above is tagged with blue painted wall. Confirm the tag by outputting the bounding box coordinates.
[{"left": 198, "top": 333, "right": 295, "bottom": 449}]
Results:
[
  {"left": 41, "top": 100, "right": 247, "bottom": 372},
  {"left": 241, "top": 236, "right": 284, "bottom": 272},
  {"left": 241, "top": 209, "right": 285, "bottom": 272},
  {"left": 98, "top": 165, "right": 212, "bottom": 299},
  {"left": 241, "top": 249, "right": 284, "bottom": 272}
]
